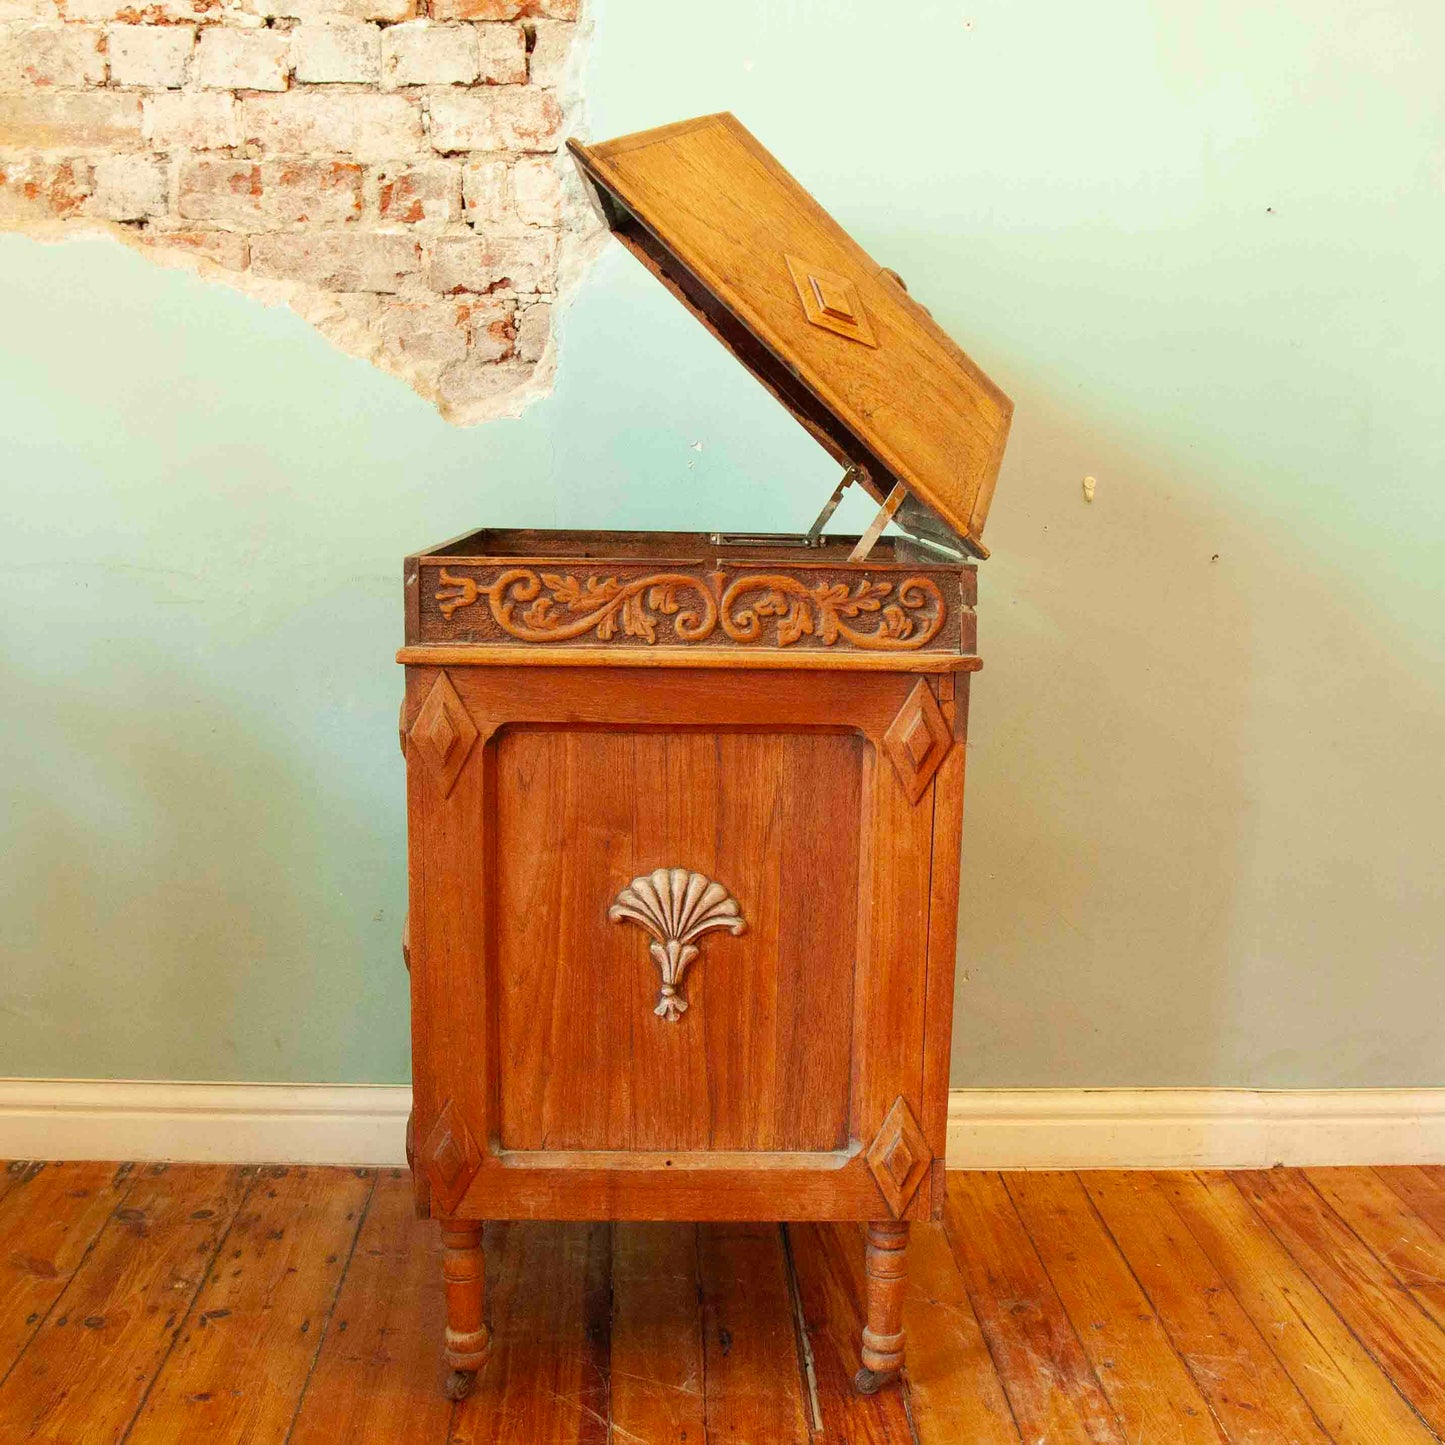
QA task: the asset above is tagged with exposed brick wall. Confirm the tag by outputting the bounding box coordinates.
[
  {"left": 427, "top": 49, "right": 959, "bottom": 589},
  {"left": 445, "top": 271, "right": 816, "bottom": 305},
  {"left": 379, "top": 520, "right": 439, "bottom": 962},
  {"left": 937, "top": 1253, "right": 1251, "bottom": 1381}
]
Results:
[{"left": 0, "top": 0, "right": 595, "bottom": 421}]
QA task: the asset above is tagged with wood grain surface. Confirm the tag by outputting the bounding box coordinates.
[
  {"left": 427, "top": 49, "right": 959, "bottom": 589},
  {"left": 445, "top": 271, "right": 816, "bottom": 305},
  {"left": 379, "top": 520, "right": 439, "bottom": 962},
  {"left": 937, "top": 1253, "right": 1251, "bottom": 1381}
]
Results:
[
  {"left": 569, "top": 115, "right": 1013, "bottom": 556},
  {"left": 2, "top": 1162, "right": 1443, "bottom": 1442},
  {"left": 494, "top": 728, "right": 861, "bottom": 1153},
  {"left": 406, "top": 662, "right": 949, "bottom": 1226}
]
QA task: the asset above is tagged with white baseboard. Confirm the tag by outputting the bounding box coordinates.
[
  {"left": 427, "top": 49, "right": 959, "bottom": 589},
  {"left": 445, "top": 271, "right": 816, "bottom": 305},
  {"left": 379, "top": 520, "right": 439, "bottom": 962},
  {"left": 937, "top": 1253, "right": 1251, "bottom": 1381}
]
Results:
[
  {"left": 0, "top": 1080, "right": 411, "bottom": 1167},
  {"left": 947, "top": 1088, "right": 1445, "bottom": 1169},
  {"left": 1, "top": 1081, "right": 1441, "bottom": 1170}
]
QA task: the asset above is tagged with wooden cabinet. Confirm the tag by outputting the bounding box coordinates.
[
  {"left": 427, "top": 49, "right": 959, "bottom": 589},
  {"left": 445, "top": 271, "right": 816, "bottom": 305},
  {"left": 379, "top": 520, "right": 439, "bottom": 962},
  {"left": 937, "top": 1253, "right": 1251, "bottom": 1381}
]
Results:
[{"left": 399, "top": 113, "right": 1012, "bottom": 1402}]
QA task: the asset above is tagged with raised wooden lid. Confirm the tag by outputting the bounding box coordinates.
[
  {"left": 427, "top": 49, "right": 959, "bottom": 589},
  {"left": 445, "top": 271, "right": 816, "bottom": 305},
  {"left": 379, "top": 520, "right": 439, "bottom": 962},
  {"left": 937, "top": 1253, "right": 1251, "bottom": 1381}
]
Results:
[{"left": 568, "top": 113, "right": 1013, "bottom": 559}]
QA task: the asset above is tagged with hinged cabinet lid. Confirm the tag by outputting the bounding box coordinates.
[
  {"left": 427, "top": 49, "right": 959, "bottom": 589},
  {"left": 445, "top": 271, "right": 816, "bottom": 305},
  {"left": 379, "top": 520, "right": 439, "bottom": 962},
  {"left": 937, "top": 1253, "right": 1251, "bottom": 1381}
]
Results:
[{"left": 569, "top": 113, "right": 1013, "bottom": 559}]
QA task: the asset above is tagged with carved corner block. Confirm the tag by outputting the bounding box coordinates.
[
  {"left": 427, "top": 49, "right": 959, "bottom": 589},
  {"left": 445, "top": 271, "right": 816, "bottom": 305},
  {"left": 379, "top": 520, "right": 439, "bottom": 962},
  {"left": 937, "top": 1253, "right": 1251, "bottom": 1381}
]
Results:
[
  {"left": 866, "top": 1096, "right": 931, "bottom": 1217},
  {"left": 883, "top": 679, "right": 952, "bottom": 804},
  {"left": 409, "top": 671, "right": 478, "bottom": 798},
  {"left": 419, "top": 1099, "right": 482, "bottom": 1214}
]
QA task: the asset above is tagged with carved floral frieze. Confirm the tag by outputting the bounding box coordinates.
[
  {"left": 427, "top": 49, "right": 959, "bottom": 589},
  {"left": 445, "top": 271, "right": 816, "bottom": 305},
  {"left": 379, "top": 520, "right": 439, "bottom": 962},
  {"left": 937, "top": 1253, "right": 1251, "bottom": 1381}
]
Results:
[{"left": 427, "top": 565, "right": 951, "bottom": 651}]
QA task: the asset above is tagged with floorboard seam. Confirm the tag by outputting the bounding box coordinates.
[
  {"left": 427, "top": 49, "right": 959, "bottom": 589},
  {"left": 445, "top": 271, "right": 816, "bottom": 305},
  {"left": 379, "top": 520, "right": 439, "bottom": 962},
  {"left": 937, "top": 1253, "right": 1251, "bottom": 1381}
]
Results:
[
  {"left": 779, "top": 1222, "right": 824, "bottom": 1436},
  {"left": 117, "top": 1164, "right": 260, "bottom": 1445},
  {"left": 1142, "top": 1172, "right": 1338, "bottom": 1444},
  {"left": 282, "top": 1166, "right": 382, "bottom": 1445},
  {"left": 1298, "top": 1170, "right": 1445, "bottom": 1346},
  {"left": 936, "top": 1180, "right": 1027, "bottom": 1445},
  {"left": 998, "top": 1170, "right": 1129, "bottom": 1442},
  {"left": 1214, "top": 1170, "right": 1444, "bottom": 1445},
  {"left": 0, "top": 1160, "right": 138, "bottom": 1395},
  {"left": 1078, "top": 1173, "right": 1235, "bottom": 1443}
]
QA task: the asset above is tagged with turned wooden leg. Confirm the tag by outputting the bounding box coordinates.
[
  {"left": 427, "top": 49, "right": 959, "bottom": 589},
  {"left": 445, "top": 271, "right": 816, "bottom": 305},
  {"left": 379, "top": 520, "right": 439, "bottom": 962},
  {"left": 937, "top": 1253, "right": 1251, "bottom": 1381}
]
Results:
[
  {"left": 854, "top": 1219, "right": 909, "bottom": 1394},
  {"left": 441, "top": 1222, "right": 489, "bottom": 1400}
]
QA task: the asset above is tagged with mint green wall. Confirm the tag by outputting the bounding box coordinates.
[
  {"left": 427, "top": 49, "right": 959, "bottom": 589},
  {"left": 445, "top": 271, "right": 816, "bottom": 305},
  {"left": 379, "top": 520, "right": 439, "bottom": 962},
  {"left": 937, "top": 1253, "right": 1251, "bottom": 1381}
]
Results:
[{"left": 2, "top": 0, "right": 1442, "bottom": 1086}]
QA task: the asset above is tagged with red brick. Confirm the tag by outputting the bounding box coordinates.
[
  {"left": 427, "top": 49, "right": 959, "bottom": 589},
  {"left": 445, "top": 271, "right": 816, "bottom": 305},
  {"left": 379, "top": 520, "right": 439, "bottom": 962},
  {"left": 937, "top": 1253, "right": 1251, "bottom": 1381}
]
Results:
[
  {"left": 50, "top": 0, "right": 225, "bottom": 17},
  {"left": 88, "top": 151, "right": 166, "bottom": 218},
  {"left": 374, "top": 298, "right": 470, "bottom": 363},
  {"left": 382, "top": 20, "right": 477, "bottom": 86},
  {"left": 438, "top": 356, "right": 536, "bottom": 417},
  {"left": 193, "top": 25, "right": 290, "bottom": 91},
  {"left": 429, "top": 0, "right": 520, "bottom": 17},
  {"left": 377, "top": 160, "right": 459, "bottom": 225},
  {"left": 428, "top": 87, "right": 562, "bottom": 153},
  {"left": 178, "top": 159, "right": 364, "bottom": 225},
  {"left": 254, "top": 0, "right": 414, "bottom": 19},
  {"left": 0, "top": 23, "right": 105, "bottom": 88},
  {"left": 430, "top": 231, "right": 555, "bottom": 293},
  {"left": 476, "top": 20, "right": 524, "bottom": 82},
  {"left": 250, "top": 230, "right": 421, "bottom": 291},
  {"left": 0, "top": 155, "right": 90, "bottom": 220},
  {"left": 292, "top": 23, "right": 380, "bottom": 84},
  {"left": 135, "top": 228, "right": 250, "bottom": 270},
  {"left": 0, "top": 0, "right": 62, "bottom": 18},
  {"left": 240, "top": 92, "right": 422, "bottom": 160},
  {"left": 459, "top": 294, "right": 513, "bottom": 359},
  {"left": 142, "top": 91, "right": 237, "bottom": 149},
  {"left": 514, "top": 299, "right": 549, "bottom": 361},
  {"left": 0, "top": 91, "right": 141, "bottom": 149},
  {"left": 106, "top": 23, "right": 194, "bottom": 88},
  {"left": 525, "top": 17, "right": 573, "bottom": 85},
  {"left": 461, "top": 155, "right": 559, "bottom": 230}
]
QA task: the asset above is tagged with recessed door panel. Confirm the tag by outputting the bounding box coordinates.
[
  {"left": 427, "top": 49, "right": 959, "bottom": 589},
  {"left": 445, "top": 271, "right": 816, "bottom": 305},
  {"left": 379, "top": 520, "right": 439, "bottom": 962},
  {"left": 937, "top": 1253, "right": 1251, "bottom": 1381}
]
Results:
[{"left": 493, "top": 727, "right": 864, "bottom": 1153}]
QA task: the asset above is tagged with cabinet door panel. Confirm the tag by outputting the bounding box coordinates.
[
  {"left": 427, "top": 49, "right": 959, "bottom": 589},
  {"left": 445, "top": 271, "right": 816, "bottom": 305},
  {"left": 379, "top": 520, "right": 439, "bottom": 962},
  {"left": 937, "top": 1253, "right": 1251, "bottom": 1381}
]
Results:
[{"left": 493, "top": 727, "right": 863, "bottom": 1153}]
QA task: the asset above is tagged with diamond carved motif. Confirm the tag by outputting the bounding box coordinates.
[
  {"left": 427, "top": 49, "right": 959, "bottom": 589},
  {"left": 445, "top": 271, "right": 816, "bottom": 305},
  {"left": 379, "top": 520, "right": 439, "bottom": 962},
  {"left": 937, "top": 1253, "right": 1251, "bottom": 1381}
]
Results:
[
  {"left": 882, "top": 679, "right": 952, "bottom": 804},
  {"left": 785, "top": 253, "right": 878, "bottom": 348},
  {"left": 420, "top": 1099, "right": 482, "bottom": 1213},
  {"left": 408, "top": 671, "right": 478, "bottom": 798},
  {"left": 902, "top": 712, "right": 933, "bottom": 767},
  {"left": 426, "top": 708, "right": 456, "bottom": 763},
  {"left": 882, "top": 1134, "right": 915, "bottom": 1191},
  {"left": 866, "top": 1096, "right": 931, "bottom": 1218}
]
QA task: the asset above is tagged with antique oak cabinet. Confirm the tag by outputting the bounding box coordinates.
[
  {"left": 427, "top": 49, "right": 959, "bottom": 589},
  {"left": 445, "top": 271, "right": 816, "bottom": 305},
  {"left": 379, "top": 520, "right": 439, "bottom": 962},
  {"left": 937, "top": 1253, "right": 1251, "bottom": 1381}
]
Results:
[{"left": 398, "top": 113, "right": 1012, "bottom": 1400}]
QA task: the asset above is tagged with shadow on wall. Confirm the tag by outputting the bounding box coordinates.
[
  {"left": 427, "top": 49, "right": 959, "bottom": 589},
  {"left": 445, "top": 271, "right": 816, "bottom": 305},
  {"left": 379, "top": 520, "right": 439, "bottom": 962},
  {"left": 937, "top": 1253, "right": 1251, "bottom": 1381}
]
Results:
[
  {"left": 2, "top": 628, "right": 408, "bottom": 1083},
  {"left": 954, "top": 386, "right": 1445, "bottom": 1088},
  {"left": 2, "top": 186, "right": 1444, "bottom": 1091}
]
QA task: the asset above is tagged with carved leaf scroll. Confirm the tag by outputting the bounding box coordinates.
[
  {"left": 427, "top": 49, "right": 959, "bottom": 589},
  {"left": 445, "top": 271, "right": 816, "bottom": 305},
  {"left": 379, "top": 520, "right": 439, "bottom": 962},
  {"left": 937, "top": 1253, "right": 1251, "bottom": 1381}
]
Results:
[
  {"left": 434, "top": 567, "right": 946, "bottom": 651},
  {"left": 608, "top": 868, "right": 746, "bottom": 1021},
  {"left": 438, "top": 567, "right": 718, "bottom": 644}
]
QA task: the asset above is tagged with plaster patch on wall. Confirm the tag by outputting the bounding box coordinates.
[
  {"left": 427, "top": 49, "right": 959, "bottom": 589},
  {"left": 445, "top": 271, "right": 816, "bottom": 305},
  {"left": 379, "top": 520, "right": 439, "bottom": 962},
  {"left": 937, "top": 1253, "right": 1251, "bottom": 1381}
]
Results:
[{"left": 0, "top": 0, "right": 602, "bottom": 423}]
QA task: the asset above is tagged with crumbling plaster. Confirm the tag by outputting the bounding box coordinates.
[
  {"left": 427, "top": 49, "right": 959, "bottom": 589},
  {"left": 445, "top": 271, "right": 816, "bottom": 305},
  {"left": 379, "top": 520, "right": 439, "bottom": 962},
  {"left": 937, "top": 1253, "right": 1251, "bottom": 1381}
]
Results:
[{"left": 0, "top": 0, "right": 603, "bottom": 422}]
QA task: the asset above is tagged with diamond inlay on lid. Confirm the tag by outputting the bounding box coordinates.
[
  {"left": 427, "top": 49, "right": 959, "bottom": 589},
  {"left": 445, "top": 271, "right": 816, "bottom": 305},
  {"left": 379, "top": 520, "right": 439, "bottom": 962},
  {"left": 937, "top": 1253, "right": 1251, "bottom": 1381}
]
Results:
[
  {"left": 785, "top": 254, "right": 877, "bottom": 348},
  {"left": 810, "top": 272, "right": 856, "bottom": 322},
  {"left": 569, "top": 116, "right": 1015, "bottom": 558}
]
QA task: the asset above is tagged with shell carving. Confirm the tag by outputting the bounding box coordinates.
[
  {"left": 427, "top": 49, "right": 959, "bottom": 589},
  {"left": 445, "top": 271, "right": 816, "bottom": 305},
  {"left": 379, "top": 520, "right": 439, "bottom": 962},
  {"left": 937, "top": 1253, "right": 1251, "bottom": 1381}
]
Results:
[{"left": 608, "top": 868, "right": 747, "bottom": 1021}]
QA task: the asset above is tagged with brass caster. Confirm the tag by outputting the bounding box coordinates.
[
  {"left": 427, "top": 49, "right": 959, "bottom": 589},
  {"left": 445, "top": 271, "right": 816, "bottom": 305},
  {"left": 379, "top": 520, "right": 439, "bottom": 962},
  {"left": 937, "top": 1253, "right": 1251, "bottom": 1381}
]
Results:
[
  {"left": 444, "top": 1368, "right": 475, "bottom": 1401},
  {"left": 853, "top": 1366, "right": 898, "bottom": 1395}
]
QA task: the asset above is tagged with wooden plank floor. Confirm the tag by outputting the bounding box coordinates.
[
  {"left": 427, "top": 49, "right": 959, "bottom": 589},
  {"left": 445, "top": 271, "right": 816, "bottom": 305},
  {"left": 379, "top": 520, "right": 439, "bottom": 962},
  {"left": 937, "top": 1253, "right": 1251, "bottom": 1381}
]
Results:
[{"left": 0, "top": 1164, "right": 1442, "bottom": 1442}]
